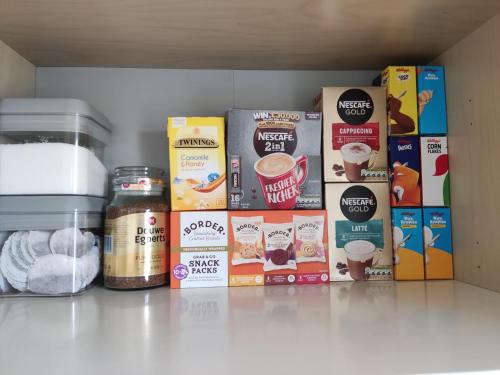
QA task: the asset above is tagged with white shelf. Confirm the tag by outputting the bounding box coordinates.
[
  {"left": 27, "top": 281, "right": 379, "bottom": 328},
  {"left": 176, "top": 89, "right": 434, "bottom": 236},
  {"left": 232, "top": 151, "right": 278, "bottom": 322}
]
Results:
[{"left": 1, "top": 281, "right": 499, "bottom": 374}]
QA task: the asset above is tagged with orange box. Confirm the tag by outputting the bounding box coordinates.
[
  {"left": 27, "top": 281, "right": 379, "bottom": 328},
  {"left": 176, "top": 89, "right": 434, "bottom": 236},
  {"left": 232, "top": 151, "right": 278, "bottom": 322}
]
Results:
[{"left": 228, "top": 210, "right": 329, "bottom": 286}]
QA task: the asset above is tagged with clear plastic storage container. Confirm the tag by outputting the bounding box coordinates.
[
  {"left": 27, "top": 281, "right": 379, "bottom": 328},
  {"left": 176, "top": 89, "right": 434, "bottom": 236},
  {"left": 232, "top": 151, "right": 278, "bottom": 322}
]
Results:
[
  {"left": 0, "top": 196, "right": 105, "bottom": 297},
  {"left": 0, "top": 98, "right": 112, "bottom": 197}
]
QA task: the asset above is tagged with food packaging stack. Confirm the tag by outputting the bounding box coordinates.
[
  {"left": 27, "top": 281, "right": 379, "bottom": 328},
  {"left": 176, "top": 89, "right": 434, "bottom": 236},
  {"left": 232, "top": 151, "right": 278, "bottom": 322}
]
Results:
[
  {"left": 378, "top": 66, "right": 453, "bottom": 281},
  {"left": 0, "top": 99, "right": 111, "bottom": 296},
  {"left": 168, "top": 113, "right": 330, "bottom": 289},
  {"left": 318, "top": 87, "right": 394, "bottom": 282}
]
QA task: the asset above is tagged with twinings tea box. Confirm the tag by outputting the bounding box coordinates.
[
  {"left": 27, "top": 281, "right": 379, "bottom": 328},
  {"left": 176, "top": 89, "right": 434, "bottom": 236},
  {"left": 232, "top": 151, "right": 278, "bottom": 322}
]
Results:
[
  {"left": 325, "top": 183, "right": 392, "bottom": 281},
  {"left": 417, "top": 66, "right": 447, "bottom": 135},
  {"left": 423, "top": 208, "right": 453, "bottom": 280},
  {"left": 388, "top": 136, "right": 421, "bottom": 207},
  {"left": 391, "top": 208, "right": 424, "bottom": 280},
  {"left": 226, "top": 110, "right": 322, "bottom": 210},
  {"left": 228, "top": 210, "right": 329, "bottom": 286},
  {"left": 167, "top": 117, "right": 227, "bottom": 211},
  {"left": 420, "top": 136, "right": 450, "bottom": 206},
  {"left": 322, "top": 87, "right": 388, "bottom": 183},
  {"left": 381, "top": 66, "right": 419, "bottom": 136},
  {"left": 170, "top": 211, "right": 228, "bottom": 288}
]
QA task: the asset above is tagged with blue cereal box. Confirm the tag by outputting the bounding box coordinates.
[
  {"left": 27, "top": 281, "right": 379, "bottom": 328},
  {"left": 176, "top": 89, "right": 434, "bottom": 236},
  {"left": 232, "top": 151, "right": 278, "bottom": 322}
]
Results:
[
  {"left": 422, "top": 208, "right": 453, "bottom": 280},
  {"left": 417, "top": 66, "right": 447, "bottom": 135},
  {"left": 391, "top": 208, "right": 424, "bottom": 280}
]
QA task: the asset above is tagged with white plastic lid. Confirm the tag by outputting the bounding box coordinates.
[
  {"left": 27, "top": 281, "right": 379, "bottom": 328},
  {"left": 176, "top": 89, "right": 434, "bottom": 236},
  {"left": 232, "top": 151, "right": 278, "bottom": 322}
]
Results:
[{"left": 0, "top": 98, "right": 111, "bottom": 130}]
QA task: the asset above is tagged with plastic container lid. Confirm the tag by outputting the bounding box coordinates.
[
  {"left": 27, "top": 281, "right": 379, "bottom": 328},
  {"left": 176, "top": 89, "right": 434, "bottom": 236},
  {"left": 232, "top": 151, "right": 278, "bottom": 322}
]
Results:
[
  {"left": 0, "top": 196, "right": 106, "bottom": 231},
  {"left": 0, "top": 98, "right": 112, "bottom": 144}
]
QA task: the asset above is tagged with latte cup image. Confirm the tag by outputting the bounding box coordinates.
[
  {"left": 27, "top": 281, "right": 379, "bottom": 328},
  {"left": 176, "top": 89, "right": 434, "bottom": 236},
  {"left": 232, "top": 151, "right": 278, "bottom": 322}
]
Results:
[
  {"left": 254, "top": 153, "right": 308, "bottom": 209},
  {"left": 340, "top": 142, "right": 376, "bottom": 182},
  {"left": 343, "top": 240, "right": 379, "bottom": 280}
]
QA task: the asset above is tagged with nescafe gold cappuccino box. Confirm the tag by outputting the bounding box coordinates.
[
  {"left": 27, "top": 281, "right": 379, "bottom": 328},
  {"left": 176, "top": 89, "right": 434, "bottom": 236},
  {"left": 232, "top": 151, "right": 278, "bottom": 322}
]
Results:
[
  {"left": 226, "top": 110, "right": 322, "bottom": 210},
  {"left": 321, "top": 87, "right": 388, "bottom": 183},
  {"left": 325, "top": 183, "right": 393, "bottom": 281}
]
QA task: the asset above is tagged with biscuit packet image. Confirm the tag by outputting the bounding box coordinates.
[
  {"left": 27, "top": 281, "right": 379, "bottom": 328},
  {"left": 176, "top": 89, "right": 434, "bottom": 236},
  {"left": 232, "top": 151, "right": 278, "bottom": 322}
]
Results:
[
  {"left": 293, "top": 215, "right": 326, "bottom": 263},
  {"left": 263, "top": 222, "right": 297, "bottom": 272},
  {"left": 231, "top": 216, "right": 265, "bottom": 266}
]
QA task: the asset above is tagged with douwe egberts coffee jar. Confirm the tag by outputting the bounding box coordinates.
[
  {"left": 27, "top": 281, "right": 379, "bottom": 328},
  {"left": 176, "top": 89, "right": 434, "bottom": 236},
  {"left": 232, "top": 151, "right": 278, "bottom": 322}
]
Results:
[{"left": 104, "top": 167, "right": 169, "bottom": 289}]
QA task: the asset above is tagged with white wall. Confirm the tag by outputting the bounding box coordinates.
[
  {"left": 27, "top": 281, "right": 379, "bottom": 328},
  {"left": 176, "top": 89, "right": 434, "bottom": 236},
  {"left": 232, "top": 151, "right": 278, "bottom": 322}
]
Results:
[
  {"left": 0, "top": 40, "right": 35, "bottom": 98},
  {"left": 36, "top": 68, "right": 377, "bottom": 171}
]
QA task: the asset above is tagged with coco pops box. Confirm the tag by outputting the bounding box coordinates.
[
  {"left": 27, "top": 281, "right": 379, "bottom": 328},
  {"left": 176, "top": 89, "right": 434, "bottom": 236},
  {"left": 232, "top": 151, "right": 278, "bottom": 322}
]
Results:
[
  {"left": 381, "top": 66, "right": 419, "bottom": 136},
  {"left": 228, "top": 210, "right": 329, "bottom": 286}
]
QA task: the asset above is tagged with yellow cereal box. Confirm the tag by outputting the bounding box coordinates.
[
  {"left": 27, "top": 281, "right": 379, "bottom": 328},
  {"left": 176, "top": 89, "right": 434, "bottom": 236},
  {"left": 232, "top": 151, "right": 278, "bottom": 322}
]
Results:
[
  {"left": 381, "top": 66, "right": 419, "bottom": 136},
  {"left": 167, "top": 117, "right": 227, "bottom": 211}
]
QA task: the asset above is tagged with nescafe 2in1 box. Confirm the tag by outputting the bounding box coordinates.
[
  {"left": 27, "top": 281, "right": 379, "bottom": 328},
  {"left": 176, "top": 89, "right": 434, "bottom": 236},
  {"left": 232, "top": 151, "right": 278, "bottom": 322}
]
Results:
[{"left": 226, "top": 110, "right": 322, "bottom": 210}]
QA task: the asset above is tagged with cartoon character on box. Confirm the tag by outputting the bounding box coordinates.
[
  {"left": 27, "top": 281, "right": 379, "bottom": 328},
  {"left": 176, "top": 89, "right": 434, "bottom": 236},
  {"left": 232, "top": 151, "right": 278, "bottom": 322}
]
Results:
[{"left": 390, "top": 162, "right": 421, "bottom": 206}]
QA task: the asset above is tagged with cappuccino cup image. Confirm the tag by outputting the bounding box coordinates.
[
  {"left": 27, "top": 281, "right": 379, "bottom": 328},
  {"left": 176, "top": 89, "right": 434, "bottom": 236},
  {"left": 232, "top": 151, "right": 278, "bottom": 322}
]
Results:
[
  {"left": 340, "top": 142, "right": 376, "bottom": 182},
  {"left": 254, "top": 152, "right": 308, "bottom": 210},
  {"left": 343, "top": 240, "right": 379, "bottom": 281}
]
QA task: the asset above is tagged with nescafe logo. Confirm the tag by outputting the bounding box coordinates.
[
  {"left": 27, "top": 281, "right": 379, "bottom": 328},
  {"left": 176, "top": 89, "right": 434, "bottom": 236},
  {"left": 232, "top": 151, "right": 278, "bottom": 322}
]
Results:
[
  {"left": 340, "top": 186, "right": 377, "bottom": 222},
  {"left": 337, "top": 89, "right": 374, "bottom": 125}
]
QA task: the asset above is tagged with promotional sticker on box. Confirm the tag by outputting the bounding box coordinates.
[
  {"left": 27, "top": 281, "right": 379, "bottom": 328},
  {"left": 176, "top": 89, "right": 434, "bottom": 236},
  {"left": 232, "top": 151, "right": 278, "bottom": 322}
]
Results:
[
  {"left": 167, "top": 117, "right": 227, "bottom": 211},
  {"left": 326, "top": 183, "right": 392, "bottom": 281},
  {"left": 420, "top": 136, "right": 450, "bottom": 206},
  {"left": 226, "top": 110, "right": 322, "bottom": 210},
  {"left": 423, "top": 208, "right": 453, "bottom": 280},
  {"left": 392, "top": 208, "right": 425, "bottom": 280},
  {"left": 170, "top": 211, "right": 228, "bottom": 288},
  {"left": 322, "top": 87, "right": 388, "bottom": 182},
  {"left": 389, "top": 136, "right": 421, "bottom": 207},
  {"left": 417, "top": 66, "right": 447, "bottom": 135},
  {"left": 381, "top": 66, "right": 419, "bottom": 136},
  {"left": 228, "top": 210, "right": 329, "bottom": 286}
]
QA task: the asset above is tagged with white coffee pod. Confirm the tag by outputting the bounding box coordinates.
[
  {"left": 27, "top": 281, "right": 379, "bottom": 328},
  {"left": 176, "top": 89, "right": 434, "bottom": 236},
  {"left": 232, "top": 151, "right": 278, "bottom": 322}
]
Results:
[
  {"left": 78, "top": 246, "right": 100, "bottom": 288},
  {"left": 0, "top": 233, "right": 28, "bottom": 292},
  {"left": 28, "top": 231, "right": 53, "bottom": 257},
  {"left": 28, "top": 254, "right": 84, "bottom": 295},
  {"left": 50, "top": 228, "right": 95, "bottom": 257}
]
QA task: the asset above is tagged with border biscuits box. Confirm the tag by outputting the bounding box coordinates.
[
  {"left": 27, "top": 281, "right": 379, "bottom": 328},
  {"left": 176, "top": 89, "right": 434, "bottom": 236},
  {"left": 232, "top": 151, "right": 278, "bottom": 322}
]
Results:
[
  {"left": 170, "top": 211, "right": 228, "bottom": 288},
  {"left": 423, "top": 208, "right": 453, "bottom": 280},
  {"left": 228, "top": 210, "right": 329, "bottom": 286},
  {"left": 389, "top": 136, "right": 421, "bottom": 207},
  {"left": 417, "top": 66, "right": 447, "bottom": 135},
  {"left": 381, "top": 66, "right": 419, "bottom": 136},
  {"left": 321, "top": 87, "right": 388, "bottom": 182},
  {"left": 325, "top": 183, "right": 393, "bottom": 281},
  {"left": 392, "top": 208, "right": 425, "bottom": 280},
  {"left": 226, "top": 110, "right": 322, "bottom": 210},
  {"left": 420, "top": 136, "right": 450, "bottom": 206},
  {"left": 167, "top": 117, "right": 227, "bottom": 211}
]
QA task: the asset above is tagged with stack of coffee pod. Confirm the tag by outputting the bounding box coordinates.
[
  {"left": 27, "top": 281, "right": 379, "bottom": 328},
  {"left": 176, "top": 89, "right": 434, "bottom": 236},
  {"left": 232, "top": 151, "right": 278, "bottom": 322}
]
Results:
[{"left": 0, "top": 98, "right": 111, "bottom": 296}]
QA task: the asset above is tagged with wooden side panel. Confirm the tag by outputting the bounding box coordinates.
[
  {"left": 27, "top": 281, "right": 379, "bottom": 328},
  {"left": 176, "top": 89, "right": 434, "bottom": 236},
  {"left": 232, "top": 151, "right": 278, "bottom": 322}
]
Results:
[
  {"left": 434, "top": 13, "right": 500, "bottom": 292},
  {"left": 0, "top": 40, "right": 35, "bottom": 98}
]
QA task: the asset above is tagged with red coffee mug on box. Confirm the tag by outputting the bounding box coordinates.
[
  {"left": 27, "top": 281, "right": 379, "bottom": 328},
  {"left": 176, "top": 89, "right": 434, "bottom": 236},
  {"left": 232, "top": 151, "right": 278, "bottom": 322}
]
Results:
[{"left": 253, "top": 152, "right": 308, "bottom": 209}]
